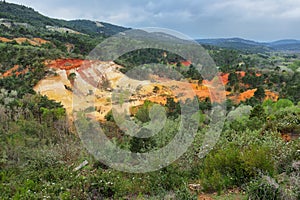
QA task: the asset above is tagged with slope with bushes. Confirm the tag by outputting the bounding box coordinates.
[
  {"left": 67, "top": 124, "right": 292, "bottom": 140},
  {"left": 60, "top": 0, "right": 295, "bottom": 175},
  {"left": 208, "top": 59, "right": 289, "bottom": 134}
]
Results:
[{"left": 0, "top": 2, "right": 300, "bottom": 199}]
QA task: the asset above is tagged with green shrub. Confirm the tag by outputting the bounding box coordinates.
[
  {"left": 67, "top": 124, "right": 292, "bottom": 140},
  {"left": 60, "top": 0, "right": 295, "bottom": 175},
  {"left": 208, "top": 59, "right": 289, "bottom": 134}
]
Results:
[
  {"left": 148, "top": 164, "right": 190, "bottom": 192},
  {"left": 247, "top": 176, "right": 280, "bottom": 200},
  {"left": 200, "top": 169, "right": 228, "bottom": 193},
  {"left": 240, "top": 145, "right": 275, "bottom": 177},
  {"left": 174, "top": 184, "right": 198, "bottom": 200},
  {"left": 201, "top": 144, "right": 243, "bottom": 191},
  {"left": 200, "top": 143, "right": 275, "bottom": 192}
]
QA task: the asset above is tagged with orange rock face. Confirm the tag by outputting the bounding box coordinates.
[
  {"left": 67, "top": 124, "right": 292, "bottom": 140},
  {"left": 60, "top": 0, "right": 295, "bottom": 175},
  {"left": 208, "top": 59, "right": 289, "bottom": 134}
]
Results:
[
  {"left": 33, "top": 60, "right": 280, "bottom": 120},
  {"left": 46, "top": 59, "right": 85, "bottom": 70},
  {"left": 32, "top": 38, "right": 49, "bottom": 45},
  {"left": 1, "top": 65, "right": 28, "bottom": 78},
  {"left": 231, "top": 89, "right": 279, "bottom": 103},
  {"left": 2, "top": 65, "right": 19, "bottom": 77},
  {"left": 0, "top": 37, "right": 50, "bottom": 46},
  {"left": 0, "top": 37, "right": 12, "bottom": 42}
]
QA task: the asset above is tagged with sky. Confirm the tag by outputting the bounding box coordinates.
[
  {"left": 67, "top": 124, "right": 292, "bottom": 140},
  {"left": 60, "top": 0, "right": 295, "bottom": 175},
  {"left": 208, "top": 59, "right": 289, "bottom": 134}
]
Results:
[{"left": 7, "top": 0, "right": 300, "bottom": 41}]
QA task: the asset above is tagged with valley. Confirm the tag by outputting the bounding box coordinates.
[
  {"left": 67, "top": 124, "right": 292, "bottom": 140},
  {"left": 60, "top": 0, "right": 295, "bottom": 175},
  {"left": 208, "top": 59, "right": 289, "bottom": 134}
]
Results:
[{"left": 0, "top": 1, "right": 299, "bottom": 200}]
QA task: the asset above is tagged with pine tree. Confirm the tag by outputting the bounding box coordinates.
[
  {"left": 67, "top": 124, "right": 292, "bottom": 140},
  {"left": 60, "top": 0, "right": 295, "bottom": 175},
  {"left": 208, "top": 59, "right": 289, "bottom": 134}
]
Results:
[{"left": 254, "top": 86, "right": 265, "bottom": 101}]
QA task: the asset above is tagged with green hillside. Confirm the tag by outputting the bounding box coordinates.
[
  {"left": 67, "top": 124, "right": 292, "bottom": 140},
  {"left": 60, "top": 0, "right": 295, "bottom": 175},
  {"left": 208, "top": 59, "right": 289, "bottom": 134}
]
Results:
[
  {"left": 0, "top": 2, "right": 299, "bottom": 200},
  {"left": 0, "top": 1, "right": 129, "bottom": 36}
]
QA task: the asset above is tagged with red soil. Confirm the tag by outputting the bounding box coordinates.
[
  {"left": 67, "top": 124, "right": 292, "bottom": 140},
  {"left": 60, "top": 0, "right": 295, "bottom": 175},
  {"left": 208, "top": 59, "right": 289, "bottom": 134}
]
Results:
[
  {"left": 219, "top": 73, "right": 229, "bottom": 85},
  {"left": 46, "top": 59, "right": 100, "bottom": 71},
  {"left": 44, "top": 60, "right": 278, "bottom": 104},
  {"left": 230, "top": 89, "right": 279, "bottom": 103},
  {"left": 46, "top": 59, "right": 85, "bottom": 70},
  {"left": 1, "top": 65, "right": 28, "bottom": 77},
  {"left": 181, "top": 60, "right": 192, "bottom": 67},
  {"left": 191, "top": 83, "right": 229, "bottom": 103},
  {"left": 32, "top": 38, "right": 49, "bottom": 45},
  {"left": 15, "top": 38, "right": 34, "bottom": 45},
  {"left": 2, "top": 65, "right": 19, "bottom": 77},
  {"left": 46, "top": 59, "right": 112, "bottom": 88},
  {"left": 0, "top": 37, "right": 50, "bottom": 46},
  {"left": 203, "top": 71, "right": 250, "bottom": 86},
  {"left": 0, "top": 37, "right": 12, "bottom": 43}
]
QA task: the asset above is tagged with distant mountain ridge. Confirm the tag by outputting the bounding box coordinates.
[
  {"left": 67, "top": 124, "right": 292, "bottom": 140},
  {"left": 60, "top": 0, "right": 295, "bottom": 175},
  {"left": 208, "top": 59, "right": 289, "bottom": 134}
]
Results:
[
  {"left": 197, "top": 38, "right": 300, "bottom": 52},
  {"left": 0, "top": 1, "right": 130, "bottom": 36},
  {"left": 1, "top": 1, "right": 300, "bottom": 52}
]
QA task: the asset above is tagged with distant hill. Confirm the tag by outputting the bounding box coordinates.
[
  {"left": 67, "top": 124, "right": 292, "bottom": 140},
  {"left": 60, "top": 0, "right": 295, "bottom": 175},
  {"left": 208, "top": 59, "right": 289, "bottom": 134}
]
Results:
[
  {"left": 197, "top": 38, "right": 300, "bottom": 53},
  {"left": 2, "top": 1, "right": 300, "bottom": 53},
  {"left": 0, "top": 1, "right": 130, "bottom": 36},
  {"left": 266, "top": 39, "right": 300, "bottom": 51}
]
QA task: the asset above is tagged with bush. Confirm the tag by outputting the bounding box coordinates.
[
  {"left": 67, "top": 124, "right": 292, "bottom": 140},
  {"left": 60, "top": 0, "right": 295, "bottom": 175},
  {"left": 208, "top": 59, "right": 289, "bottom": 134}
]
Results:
[
  {"left": 247, "top": 176, "right": 280, "bottom": 200},
  {"left": 200, "top": 144, "right": 243, "bottom": 191},
  {"left": 200, "top": 169, "right": 228, "bottom": 193},
  {"left": 200, "top": 143, "right": 275, "bottom": 192},
  {"left": 240, "top": 145, "right": 275, "bottom": 177}
]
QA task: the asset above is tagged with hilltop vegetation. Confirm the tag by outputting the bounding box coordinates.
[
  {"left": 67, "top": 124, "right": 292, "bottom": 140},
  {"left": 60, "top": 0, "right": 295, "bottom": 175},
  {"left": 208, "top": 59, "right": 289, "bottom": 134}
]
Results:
[
  {"left": 0, "top": 2, "right": 300, "bottom": 200},
  {"left": 0, "top": 1, "right": 129, "bottom": 36},
  {"left": 198, "top": 38, "right": 300, "bottom": 53}
]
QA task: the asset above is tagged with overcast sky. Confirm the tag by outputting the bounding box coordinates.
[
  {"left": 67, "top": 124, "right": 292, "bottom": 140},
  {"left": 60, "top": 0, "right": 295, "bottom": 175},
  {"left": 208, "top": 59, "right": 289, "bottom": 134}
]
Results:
[{"left": 7, "top": 0, "right": 300, "bottom": 41}]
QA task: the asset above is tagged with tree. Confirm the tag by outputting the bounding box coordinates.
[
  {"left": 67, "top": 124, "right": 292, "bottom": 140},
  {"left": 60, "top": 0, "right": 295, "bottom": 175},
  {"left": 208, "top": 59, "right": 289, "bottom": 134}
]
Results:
[
  {"left": 68, "top": 72, "right": 76, "bottom": 82},
  {"left": 135, "top": 100, "right": 154, "bottom": 123},
  {"left": 254, "top": 86, "right": 265, "bottom": 101},
  {"left": 105, "top": 110, "right": 114, "bottom": 122},
  {"left": 228, "top": 72, "right": 238, "bottom": 86},
  {"left": 166, "top": 97, "right": 180, "bottom": 118},
  {"left": 287, "top": 60, "right": 300, "bottom": 72},
  {"left": 182, "top": 64, "right": 202, "bottom": 80},
  {"left": 211, "top": 49, "right": 240, "bottom": 72},
  {"left": 153, "top": 86, "right": 159, "bottom": 94},
  {"left": 198, "top": 97, "right": 212, "bottom": 111},
  {"left": 248, "top": 104, "right": 267, "bottom": 130},
  {"left": 135, "top": 105, "right": 150, "bottom": 123},
  {"left": 273, "top": 99, "right": 294, "bottom": 111},
  {"left": 280, "top": 72, "right": 300, "bottom": 103},
  {"left": 129, "top": 128, "right": 156, "bottom": 153},
  {"left": 250, "top": 104, "right": 266, "bottom": 120}
]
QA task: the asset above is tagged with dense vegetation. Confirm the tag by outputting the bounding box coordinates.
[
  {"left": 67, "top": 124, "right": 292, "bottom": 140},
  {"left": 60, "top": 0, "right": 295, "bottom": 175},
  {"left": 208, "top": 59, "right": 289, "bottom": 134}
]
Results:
[
  {"left": 1, "top": 87, "right": 300, "bottom": 199},
  {"left": 0, "top": 2, "right": 300, "bottom": 199},
  {"left": 198, "top": 38, "right": 300, "bottom": 52}
]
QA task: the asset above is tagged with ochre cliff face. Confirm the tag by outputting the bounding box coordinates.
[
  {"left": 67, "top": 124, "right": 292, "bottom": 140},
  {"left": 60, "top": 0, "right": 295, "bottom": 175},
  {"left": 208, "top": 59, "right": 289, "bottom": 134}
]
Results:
[
  {"left": 34, "top": 59, "right": 279, "bottom": 120},
  {"left": 34, "top": 59, "right": 126, "bottom": 120},
  {"left": 0, "top": 37, "right": 49, "bottom": 46}
]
